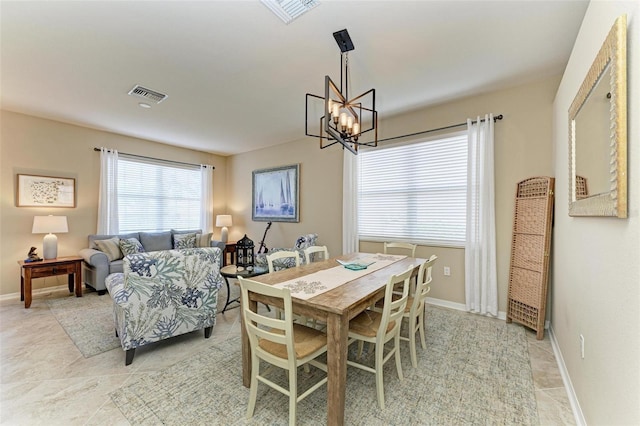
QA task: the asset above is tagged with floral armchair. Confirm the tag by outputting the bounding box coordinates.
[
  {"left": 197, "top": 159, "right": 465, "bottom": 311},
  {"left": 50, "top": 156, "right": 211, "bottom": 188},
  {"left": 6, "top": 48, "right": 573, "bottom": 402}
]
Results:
[
  {"left": 104, "top": 247, "right": 223, "bottom": 365},
  {"left": 254, "top": 233, "right": 318, "bottom": 271}
]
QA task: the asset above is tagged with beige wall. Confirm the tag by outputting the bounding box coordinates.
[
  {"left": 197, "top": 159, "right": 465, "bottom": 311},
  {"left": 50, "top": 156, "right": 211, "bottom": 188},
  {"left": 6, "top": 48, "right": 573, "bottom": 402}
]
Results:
[
  {"left": 0, "top": 110, "right": 227, "bottom": 296},
  {"left": 228, "top": 75, "right": 560, "bottom": 313},
  {"left": 552, "top": 2, "right": 640, "bottom": 424}
]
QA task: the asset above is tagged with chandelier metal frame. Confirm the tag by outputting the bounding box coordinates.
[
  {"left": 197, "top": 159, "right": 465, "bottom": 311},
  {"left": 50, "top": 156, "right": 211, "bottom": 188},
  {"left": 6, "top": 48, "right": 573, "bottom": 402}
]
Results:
[{"left": 305, "top": 29, "right": 378, "bottom": 154}]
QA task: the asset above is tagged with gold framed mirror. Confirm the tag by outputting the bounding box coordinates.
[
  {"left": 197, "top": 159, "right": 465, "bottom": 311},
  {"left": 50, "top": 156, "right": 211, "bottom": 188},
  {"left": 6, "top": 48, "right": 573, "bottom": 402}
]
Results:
[{"left": 569, "top": 14, "right": 627, "bottom": 217}]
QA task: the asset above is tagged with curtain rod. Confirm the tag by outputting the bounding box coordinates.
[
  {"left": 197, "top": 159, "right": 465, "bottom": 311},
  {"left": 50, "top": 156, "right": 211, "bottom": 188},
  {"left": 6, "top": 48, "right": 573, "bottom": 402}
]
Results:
[
  {"left": 93, "top": 148, "right": 214, "bottom": 169},
  {"left": 377, "top": 114, "right": 503, "bottom": 144}
]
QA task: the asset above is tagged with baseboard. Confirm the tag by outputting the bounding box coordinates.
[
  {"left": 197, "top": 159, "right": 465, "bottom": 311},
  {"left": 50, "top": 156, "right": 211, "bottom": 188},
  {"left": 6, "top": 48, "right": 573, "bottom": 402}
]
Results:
[
  {"left": 0, "top": 284, "right": 69, "bottom": 302},
  {"left": 549, "top": 324, "right": 586, "bottom": 426},
  {"left": 426, "top": 297, "right": 507, "bottom": 320}
]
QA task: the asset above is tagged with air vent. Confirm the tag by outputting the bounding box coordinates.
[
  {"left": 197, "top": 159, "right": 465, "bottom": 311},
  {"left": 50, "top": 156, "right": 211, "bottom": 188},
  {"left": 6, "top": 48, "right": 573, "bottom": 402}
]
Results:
[
  {"left": 128, "top": 85, "right": 168, "bottom": 104},
  {"left": 261, "top": 0, "right": 320, "bottom": 24}
]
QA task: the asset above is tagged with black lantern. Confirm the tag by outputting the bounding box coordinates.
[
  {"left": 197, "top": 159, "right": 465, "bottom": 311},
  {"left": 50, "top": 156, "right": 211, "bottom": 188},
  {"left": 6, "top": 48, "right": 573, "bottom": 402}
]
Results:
[{"left": 236, "top": 234, "right": 255, "bottom": 271}]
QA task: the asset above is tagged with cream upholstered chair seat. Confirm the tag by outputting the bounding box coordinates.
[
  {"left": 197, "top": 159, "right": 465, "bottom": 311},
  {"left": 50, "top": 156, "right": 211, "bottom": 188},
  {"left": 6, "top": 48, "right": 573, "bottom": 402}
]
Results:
[
  {"left": 346, "top": 266, "right": 413, "bottom": 410},
  {"left": 239, "top": 276, "right": 327, "bottom": 426}
]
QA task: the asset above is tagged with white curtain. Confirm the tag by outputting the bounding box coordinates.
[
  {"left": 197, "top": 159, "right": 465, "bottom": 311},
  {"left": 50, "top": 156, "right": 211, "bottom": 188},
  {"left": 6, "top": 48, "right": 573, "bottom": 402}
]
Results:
[
  {"left": 465, "top": 114, "right": 498, "bottom": 316},
  {"left": 200, "top": 165, "right": 214, "bottom": 234},
  {"left": 97, "top": 147, "right": 119, "bottom": 234},
  {"left": 342, "top": 149, "right": 359, "bottom": 254}
]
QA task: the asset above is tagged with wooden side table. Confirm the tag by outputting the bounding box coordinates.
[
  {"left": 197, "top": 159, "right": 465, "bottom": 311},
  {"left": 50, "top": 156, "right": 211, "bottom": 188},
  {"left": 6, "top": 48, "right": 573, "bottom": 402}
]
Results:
[
  {"left": 18, "top": 256, "right": 83, "bottom": 308},
  {"left": 222, "top": 242, "right": 237, "bottom": 266}
]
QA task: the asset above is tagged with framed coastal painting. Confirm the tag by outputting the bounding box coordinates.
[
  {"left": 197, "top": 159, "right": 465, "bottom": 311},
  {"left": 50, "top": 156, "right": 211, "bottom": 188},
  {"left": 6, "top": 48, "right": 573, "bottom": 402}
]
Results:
[
  {"left": 252, "top": 164, "right": 299, "bottom": 222},
  {"left": 17, "top": 174, "right": 76, "bottom": 207}
]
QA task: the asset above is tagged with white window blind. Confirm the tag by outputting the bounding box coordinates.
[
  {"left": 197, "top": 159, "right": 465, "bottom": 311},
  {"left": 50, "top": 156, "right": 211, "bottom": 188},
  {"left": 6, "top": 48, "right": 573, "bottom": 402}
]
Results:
[
  {"left": 357, "top": 133, "right": 467, "bottom": 246},
  {"left": 117, "top": 156, "right": 202, "bottom": 233}
]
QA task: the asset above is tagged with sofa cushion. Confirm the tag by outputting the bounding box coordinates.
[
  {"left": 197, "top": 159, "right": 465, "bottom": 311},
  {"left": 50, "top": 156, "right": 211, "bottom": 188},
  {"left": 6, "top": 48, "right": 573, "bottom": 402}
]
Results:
[
  {"left": 173, "top": 233, "right": 197, "bottom": 249},
  {"left": 109, "top": 259, "right": 124, "bottom": 274},
  {"left": 197, "top": 232, "right": 213, "bottom": 247},
  {"left": 89, "top": 232, "right": 139, "bottom": 250},
  {"left": 94, "top": 236, "right": 123, "bottom": 261},
  {"left": 120, "top": 238, "right": 145, "bottom": 256},
  {"left": 140, "top": 231, "right": 172, "bottom": 252}
]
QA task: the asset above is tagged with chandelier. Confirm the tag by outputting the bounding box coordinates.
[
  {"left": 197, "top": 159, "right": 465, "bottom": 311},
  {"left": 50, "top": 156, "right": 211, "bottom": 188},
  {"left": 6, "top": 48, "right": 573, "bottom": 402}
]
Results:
[{"left": 305, "top": 29, "right": 378, "bottom": 154}]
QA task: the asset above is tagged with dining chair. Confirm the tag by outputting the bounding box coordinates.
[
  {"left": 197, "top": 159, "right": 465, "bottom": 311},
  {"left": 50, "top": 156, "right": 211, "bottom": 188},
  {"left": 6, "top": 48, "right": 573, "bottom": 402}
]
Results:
[
  {"left": 304, "top": 245, "right": 330, "bottom": 264},
  {"left": 267, "top": 250, "right": 300, "bottom": 272},
  {"left": 238, "top": 276, "right": 328, "bottom": 426},
  {"left": 383, "top": 241, "right": 417, "bottom": 257},
  {"left": 347, "top": 266, "right": 413, "bottom": 410},
  {"left": 267, "top": 250, "right": 301, "bottom": 321},
  {"left": 400, "top": 254, "right": 437, "bottom": 368},
  {"left": 303, "top": 245, "right": 331, "bottom": 330}
]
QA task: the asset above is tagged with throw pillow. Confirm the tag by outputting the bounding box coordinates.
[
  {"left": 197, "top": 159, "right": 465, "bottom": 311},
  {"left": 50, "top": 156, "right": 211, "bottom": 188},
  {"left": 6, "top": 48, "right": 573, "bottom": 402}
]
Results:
[
  {"left": 120, "top": 237, "right": 145, "bottom": 256},
  {"left": 173, "top": 233, "right": 197, "bottom": 250},
  {"left": 197, "top": 232, "right": 213, "bottom": 248},
  {"left": 94, "top": 237, "right": 122, "bottom": 262}
]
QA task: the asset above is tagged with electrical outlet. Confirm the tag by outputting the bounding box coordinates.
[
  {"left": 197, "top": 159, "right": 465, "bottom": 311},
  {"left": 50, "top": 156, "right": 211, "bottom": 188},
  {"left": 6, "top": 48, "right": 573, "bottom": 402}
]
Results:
[
  {"left": 443, "top": 266, "right": 451, "bottom": 276},
  {"left": 580, "top": 334, "right": 585, "bottom": 359}
]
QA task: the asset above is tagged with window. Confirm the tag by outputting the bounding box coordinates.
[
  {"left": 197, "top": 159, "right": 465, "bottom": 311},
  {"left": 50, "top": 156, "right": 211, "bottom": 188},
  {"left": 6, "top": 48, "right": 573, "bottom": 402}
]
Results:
[
  {"left": 117, "top": 156, "right": 202, "bottom": 233},
  {"left": 357, "top": 132, "right": 467, "bottom": 246}
]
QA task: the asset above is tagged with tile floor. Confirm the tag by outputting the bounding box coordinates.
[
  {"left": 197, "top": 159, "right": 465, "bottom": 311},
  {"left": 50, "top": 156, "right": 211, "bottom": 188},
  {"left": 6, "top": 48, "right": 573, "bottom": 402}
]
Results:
[{"left": 0, "top": 286, "right": 575, "bottom": 425}]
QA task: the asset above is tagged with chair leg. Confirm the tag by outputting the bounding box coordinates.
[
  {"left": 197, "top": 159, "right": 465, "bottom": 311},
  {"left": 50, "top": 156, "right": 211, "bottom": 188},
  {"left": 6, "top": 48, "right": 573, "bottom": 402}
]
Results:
[
  {"left": 375, "top": 341, "right": 385, "bottom": 410},
  {"left": 357, "top": 340, "right": 365, "bottom": 358},
  {"left": 204, "top": 326, "right": 213, "bottom": 338},
  {"left": 418, "top": 311, "right": 427, "bottom": 350},
  {"left": 394, "top": 332, "right": 404, "bottom": 381},
  {"left": 409, "top": 318, "right": 418, "bottom": 368},
  {"left": 125, "top": 348, "right": 135, "bottom": 366},
  {"left": 246, "top": 354, "right": 259, "bottom": 419},
  {"left": 288, "top": 365, "right": 297, "bottom": 426}
]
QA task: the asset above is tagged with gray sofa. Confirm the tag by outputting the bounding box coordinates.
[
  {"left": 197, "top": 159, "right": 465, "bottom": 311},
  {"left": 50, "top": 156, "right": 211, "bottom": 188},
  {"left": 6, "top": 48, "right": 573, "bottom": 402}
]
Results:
[{"left": 79, "top": 229, "right": 225, "bottom": 294}]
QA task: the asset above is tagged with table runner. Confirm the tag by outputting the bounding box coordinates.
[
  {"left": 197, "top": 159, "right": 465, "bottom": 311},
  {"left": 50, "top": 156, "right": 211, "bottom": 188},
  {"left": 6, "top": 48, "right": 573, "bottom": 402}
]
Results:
[{"left": 274, "top": 253, "right": 406, "bottom": 300}]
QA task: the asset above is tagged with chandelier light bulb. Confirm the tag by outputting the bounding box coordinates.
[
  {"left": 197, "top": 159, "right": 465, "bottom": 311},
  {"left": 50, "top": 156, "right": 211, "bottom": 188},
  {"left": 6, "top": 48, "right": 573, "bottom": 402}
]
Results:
[
  {"left": 328, "top": 99, "right": 333, "bottom": 115},
  {"left": 347, "top": 116, "right": 354, "bottom": 134},
  {"left": 340, "top": 112, "right": 347, "bottom": 131},
  {"left": 352, "top": 121, "right": 360, "bottom": 135}
]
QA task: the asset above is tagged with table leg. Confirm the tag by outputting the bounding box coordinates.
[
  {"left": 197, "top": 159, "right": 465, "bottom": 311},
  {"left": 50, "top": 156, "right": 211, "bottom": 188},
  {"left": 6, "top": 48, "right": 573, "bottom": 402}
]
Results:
[
  {"left": 74, "top": 265, "right": 82, "bottom": 298},
  {"left": 20, "top": 274, "right": 24, "bottom": 302},
  {"left": 68, "top": 273, "right": 74, "bottom": 293},
  {"left": 241, "top": 297, "right": 256, "bottom": 388},
  {"left": 221, "top": 277, "right": 240, "bottom": 313},
  {"left": 326, "top": 312, "right": 348, "bottom": 426},
  {"left": 24, "top": 269, "right": 32, "bottom": 309}
]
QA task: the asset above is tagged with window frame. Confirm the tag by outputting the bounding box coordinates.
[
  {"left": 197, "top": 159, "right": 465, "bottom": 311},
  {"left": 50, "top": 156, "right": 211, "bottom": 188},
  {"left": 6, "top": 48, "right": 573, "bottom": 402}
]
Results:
[
  {"left": 116, "top": 155, "right": 203, "bottom": 233},
  {"left": 356, "top": 130, "right": 468, "bottom": 248}
]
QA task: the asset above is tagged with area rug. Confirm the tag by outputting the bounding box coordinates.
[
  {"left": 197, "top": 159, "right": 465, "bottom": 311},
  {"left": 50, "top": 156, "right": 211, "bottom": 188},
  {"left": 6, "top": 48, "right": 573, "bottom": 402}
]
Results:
[
  {"left": 110, "top": 306, "right": 538, "bottom": 425},
  {"left": 46, "top": 292, "right": 120, "bottom": 358}
]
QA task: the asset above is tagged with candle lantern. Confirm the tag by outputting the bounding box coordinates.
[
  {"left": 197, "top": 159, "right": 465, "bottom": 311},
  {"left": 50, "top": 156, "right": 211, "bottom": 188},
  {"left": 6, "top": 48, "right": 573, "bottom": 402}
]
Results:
[{"left": 236, "top": 234, "right": 255, "bottom": 271}]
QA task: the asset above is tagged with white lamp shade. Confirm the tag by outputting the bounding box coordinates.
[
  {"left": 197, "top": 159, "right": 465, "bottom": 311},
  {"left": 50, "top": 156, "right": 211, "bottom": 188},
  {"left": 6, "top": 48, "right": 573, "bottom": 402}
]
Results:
[
  {"left": 216, "top": 215, "right": 232, "bottom": 243},
  {"left": 32, "top": 216, "right": 68, "bottom": 234},
  {"left": 32, "top": 216, "right": 68, "bottom": 259},
  {"left": 215, "top": 215, "right": 232, "bottom": 227}
]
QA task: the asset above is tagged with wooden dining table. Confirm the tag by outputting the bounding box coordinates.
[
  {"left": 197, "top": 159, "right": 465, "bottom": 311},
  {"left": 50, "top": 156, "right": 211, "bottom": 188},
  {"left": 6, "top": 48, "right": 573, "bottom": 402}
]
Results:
[{"left": 241, "top": 252, "right": 426, "bottom": 426}]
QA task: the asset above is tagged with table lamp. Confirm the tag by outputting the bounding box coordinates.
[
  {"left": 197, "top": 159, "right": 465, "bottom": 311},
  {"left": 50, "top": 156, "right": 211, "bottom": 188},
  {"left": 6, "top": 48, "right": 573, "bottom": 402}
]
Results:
[
  {"left": 216, "top": 214, "right": 232, "bottom": 243},
  {"left": 32, "top": 215, "right": 68, "bottom": 259}
]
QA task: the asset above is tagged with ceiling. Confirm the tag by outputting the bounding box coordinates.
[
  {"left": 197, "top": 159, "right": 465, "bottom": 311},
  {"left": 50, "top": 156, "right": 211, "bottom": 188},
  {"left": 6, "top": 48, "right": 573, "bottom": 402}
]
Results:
[{"left": 1, "top": 1, "right": 589, "bottom": 156}]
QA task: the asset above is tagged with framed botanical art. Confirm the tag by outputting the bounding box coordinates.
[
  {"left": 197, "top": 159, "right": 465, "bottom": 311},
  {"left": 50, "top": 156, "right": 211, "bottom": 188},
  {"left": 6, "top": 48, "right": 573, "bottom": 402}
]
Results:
[
  {"left": 252, "top": 164, "right": 299, "bottom": 222},
  {"left": 17, "top": 174, "right": 76, "bottom": 207}
]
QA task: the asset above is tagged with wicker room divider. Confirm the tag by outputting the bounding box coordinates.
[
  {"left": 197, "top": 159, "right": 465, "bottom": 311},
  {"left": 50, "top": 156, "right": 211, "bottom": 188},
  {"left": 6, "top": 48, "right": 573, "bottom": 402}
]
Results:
[{"left": 506, "top": 177, "right": 555, "bottom": 340}]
